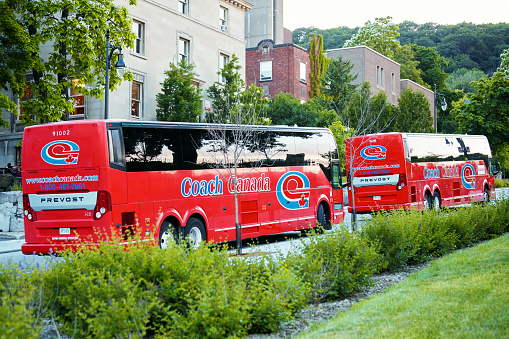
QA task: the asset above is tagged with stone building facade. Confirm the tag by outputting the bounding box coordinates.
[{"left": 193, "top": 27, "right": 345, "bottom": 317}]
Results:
[{"left": 0, "top": 0, "right": 253, "bottom": 167}]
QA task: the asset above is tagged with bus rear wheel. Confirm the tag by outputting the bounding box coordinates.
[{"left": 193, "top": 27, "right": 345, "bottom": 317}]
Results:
[
  {"left": 433, "top": 191, "right": 441, "bottom": 211},
  {"left": 159, "top": 221, "right": 178, "bottom": 250},
  {"left": 184, "top": 217, "right": 206, "bottom": 250}
]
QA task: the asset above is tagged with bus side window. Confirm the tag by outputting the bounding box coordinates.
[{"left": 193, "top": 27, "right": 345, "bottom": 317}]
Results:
[
  {"left": 332, "top": 161, "right": 341, "bottom": 189},
  {"left": 403, "top": 138, "right": 411, "bottom": 162},
  {"left": 108, "top": 128, "right": 125, "bottom": 169}
]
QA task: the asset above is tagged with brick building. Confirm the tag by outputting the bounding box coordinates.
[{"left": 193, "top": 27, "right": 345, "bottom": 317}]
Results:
[{"left": 246, "top": 39, "right": 311, "bottom": 101}]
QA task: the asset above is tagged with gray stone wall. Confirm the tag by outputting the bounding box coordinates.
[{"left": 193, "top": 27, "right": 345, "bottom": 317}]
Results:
[{"left": 0, "top": 191, "right": 23, "bottom": 233}]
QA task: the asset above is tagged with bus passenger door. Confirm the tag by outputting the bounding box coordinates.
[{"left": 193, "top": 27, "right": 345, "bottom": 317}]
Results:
[{"left": 259, "top": 191, "right": 280, "bottom": 235}]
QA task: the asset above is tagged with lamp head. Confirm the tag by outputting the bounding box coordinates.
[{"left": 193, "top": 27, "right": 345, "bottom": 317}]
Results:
[
  {"left": 115, "top": 52, "right": 126, "bottom": 77},
  {"left": 440, "top": 97, "right": 447, "bottom": 111}
]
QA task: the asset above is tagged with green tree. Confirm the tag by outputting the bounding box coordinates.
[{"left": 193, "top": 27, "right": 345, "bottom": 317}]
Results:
[
  {"left": 498, "top": 48, "right": 509, "bottom": 76},
  {"left": 453, "top": 71, "right": 509, "bottom": 156},
  {"left": 206, "top": 54, "right": 243, "bottom": 122},
  {"left": 343, "top": 16, "right": 400, "bottom": 59},
  {"left": 322, "top": 55, "right": 358, "bottom": 115},
  {"left": 445, "top": 68, "right": 487, "bottom": 93},
  {"left": 156, "top": 61, "right": 202, "bottom": 122},
  {"left": 265, "top": 93, "right": 318, "bottom": 127},
  {"left": 309, "top": 34, "right": 329, "bottom": 98},
  {"left": 2, "top": 0, "right": 136, "bottom": 124},
  {"left": 0, "top": 0, "right": 36, "bottom": 127},
  {"left": 411, "top": 44, "right": 449, "bottom": 91},
  {"left": 206, "top": 54, "right": 268, "bottom": 125},
  {"left": 395, "top": 88, "right": 433, "bottom": 133},
  {"left": 342, "top": 82, "right": 397, "bottom": 133},
  {"left": 393, "top": 45, "right": 425, "bottom": 86}
]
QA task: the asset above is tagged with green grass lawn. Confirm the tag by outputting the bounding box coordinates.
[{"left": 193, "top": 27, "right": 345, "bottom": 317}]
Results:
[{"left": 299, "top": 233, "right": 509, "bottom": 339}]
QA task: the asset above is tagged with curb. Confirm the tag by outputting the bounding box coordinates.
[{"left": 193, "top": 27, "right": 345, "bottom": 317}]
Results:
[{"left": 0, "top": 232, "right": 25, "bottom": 240}]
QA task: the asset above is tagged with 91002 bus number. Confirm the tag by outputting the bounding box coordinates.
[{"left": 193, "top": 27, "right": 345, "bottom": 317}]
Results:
[
  {"left": 39, "top": 183, "right": 85, "bottom": 191},
  {"left": 52, "top": 130, "right": 70, "bottom": 137}
]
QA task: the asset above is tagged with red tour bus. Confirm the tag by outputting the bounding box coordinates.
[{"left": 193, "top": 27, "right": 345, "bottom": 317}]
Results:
[
  {"left": 21, "top": 120, "right": 344, "bottom": 254},
  {"left": 345, "top": 132, "right": 496, "bottom": 213}
]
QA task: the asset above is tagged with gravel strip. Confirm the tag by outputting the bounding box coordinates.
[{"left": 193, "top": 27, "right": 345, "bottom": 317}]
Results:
[{"left": 248, "top": 262, "right": 431, "bottom": 339}]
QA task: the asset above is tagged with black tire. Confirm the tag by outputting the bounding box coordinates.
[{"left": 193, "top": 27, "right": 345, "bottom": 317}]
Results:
[
  {"left": 316, "top": 203, "right": 332, "bottom": 231},
  {"left": 424, "top": 192, "right": 433, "bottom": 211},
  {"left": 483, "top": 187, "right": 490, "bottom": 204},
  {"left": 183, "top": 217, "right": 206, "bottom": 250},
  {"left": 433, "top": 191, "right": 441, "bottom": 211},
  {"left": 159, "top": 221, "right": 178, "bottom": 250}
]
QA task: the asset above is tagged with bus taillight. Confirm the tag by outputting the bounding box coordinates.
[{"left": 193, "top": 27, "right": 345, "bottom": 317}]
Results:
[
  {"left": 397, "top": 174, "right": 407, "bottom": 191},
  {"left": 94, "top": 191, "right": 112, "bottom": 220},
  {"left": 23, "top": 194, "right": 37, "bottom": 221}
]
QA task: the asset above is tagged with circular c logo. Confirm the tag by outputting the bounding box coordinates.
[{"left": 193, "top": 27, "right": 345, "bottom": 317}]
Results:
[
  {"left": 360, "top": 145, "right": 387, "bottom": 160},
  {"left": 276, "top": 172, "right": 310, "bottom": 210},
  {"left": 461, "top": 164, "right": 476, "bottom": 190},
  {"left": 41, "top": 140, "right": 80, "bottom": 165}
]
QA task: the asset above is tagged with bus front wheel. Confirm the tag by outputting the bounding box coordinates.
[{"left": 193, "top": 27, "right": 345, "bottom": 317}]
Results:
[
  {"left": 317, "top": 203, "right": 332, "bottom": 231},
  {"left": 424, "top": 192, "right": 433, "bottom": 211},
  {"left": 483, "top": 187, "right": 490, "bottom": 204},
  {"left": 184, "top": 217, "right": 206, "bottom": 250},
  {"left": 159, "top": 221, "right": 178, "bottom": 250}
]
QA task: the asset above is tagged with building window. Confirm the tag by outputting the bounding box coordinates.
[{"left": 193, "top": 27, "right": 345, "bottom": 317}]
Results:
[
  {"left": 132, "top": 20, "right": 145, "bottom": 55},
  {"left": 220, "top": 53, "right": 229, "bottom": 83},
  {"left": 18, "top": 86, "right": 34, "bottom": 121},
  {"left": 300, "top": 62, "right": 306, "bottom": 83},
  {"left": 260, "top": 61, "right": 272, "bottom": 81},
  {"left": 131, "top": 82, "right": 142, "bottom": 118},
  {"left": 301, "top": 86, "right": 306, "bottom": 98},
  {"left": 70, "top": 88, "right": 84, "bottom": 115},
  {"left": 179, "top": 38, "right": 190, "bottom": 63},
  {"left": 392, "top": 73, "right": 395, "bottom": 93},
  {"left": 377, "top": 66, "right": 384, "bottom": 88},
  {"left": 219, "top": 6, "right": 228, "bottom": 30},
  {"left": 178, "top": 0, "right": 188, "bottom": 14}
]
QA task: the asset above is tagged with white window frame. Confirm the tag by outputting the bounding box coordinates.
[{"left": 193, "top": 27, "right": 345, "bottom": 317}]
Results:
[
  {"left": 219, "top": 53, "right": 230, "bottom": 83},
  {"left": 131, "top": 81, "right": 143, "bottom": 119},
  {"left": 260, "top": 61, "right": 272, "bottom": 81},
  {"left": 132, "top": 20, "right": 145, "bottom": 56},
  {"left": 219, "top": 6, "right": 228, "bottom": 31},
  {"left": 300, "top": 62, "right": 306, "bottom": 83},
  {"left": 178, "top": 0, "right": 188, "bottom": 15},
  {"left": 178, "top": 37, "right": 190, "bottom": 63}
]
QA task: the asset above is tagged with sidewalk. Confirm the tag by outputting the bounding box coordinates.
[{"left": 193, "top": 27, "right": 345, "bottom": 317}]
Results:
[{"left": 0, "top": 232, "right": 24, "bottom": 240}]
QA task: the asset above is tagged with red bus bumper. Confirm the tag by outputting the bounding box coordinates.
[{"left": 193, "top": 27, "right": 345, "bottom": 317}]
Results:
[
  {"left": 21, "top": 242, "right": 100, "bottom": 255},
  {"left": 348, "top": 202, "right": 412, "bottom": 214}
]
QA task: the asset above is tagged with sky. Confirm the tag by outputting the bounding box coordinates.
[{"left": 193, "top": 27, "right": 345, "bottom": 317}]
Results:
[{"left": 283, "top": 0, "right": 509, "bottom": 30}]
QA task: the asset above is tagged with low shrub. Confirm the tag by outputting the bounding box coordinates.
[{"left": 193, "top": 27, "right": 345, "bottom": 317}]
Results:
[
  {"left": 286, "top": 227, "right": 384, "bottom": 302},
  {"left": 362, "top": 201, "right": 509, "bottom": 272},
  {"left": 495, "top": 178, "right": 509, "bottom": 188},
  {"left": 37, "top": 234, "right": 309, "bottom": 338},
  {"left": 0, "top": 264, "right": 43, "bottom": 339}
]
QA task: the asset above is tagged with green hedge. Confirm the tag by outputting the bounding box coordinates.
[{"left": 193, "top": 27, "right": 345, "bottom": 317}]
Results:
[{"left": 1, "top": 200, "right": 509, "bottom": 338}]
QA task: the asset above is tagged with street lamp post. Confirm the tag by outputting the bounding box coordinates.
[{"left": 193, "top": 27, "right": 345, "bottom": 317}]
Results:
[
  {"left": 433, "top": 83, "right": 447, "bottom": 133},
  {"left": 104, "top": 28, "right": 126, "bottom": 119}
]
